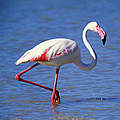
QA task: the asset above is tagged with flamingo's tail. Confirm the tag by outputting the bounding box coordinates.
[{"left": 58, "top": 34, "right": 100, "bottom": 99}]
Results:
[{"left": 16, "top": 50, "right": 31, "bottom": 65}]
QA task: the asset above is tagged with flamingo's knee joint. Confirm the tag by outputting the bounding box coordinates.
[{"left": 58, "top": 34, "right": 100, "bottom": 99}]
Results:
[{"left": 16, "top": 74, "right": 20, "bottom": 81}]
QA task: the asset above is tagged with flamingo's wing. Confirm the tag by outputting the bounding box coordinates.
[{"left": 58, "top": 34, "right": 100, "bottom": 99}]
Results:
[
  {"left": 16, "top": 44, "right": 51, "bottom": 65},
  {"left": 16, "top": 38, "right": 77, "bottom": 65}
]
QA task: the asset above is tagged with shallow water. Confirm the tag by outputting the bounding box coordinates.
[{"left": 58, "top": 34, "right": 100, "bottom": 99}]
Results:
[{"left": 1, "top": 0, "right": 120, "bottom": 119}]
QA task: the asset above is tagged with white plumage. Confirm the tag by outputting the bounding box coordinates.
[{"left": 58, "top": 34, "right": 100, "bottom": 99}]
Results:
[
  {"left": 16, "top": 38, "right": 80, "bottom": 67},
  {"left": 16, "top": 22, "right": 106, "bottom": 71}
]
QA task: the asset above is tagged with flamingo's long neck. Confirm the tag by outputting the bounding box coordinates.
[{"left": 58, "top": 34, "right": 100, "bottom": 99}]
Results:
[{"left": 75, "top": 26, "right": 97, "bottom": 71}]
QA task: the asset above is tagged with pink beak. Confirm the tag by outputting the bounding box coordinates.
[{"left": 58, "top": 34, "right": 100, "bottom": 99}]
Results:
[{"left": 96, "top": 25, "right": 106, "bottom": 46}]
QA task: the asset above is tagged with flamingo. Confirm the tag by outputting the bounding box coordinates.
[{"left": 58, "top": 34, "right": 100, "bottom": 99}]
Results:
[{"left": 15, "top": 22, "right": 106, "bottom": 105}]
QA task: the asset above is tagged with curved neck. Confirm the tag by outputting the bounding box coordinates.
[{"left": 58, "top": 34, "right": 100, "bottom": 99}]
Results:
[{"left": 75, "top": 27, "right": 97, "bottom": 71}]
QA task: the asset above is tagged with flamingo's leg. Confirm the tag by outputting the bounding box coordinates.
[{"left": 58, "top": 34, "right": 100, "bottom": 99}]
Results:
[
  {"left": 52, "top": 68, "right": 60, "bottom": 105},
  {"left": 16, "top": 63, "right": 60, "bottom": 100}
]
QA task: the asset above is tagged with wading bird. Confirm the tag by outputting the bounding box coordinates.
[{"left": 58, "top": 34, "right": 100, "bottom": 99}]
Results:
[{"left": 16, "top": 22, "right": 106, "bottom": 105}]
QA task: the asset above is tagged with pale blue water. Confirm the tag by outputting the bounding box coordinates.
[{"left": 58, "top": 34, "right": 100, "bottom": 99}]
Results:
[{"left": 0, "top": 0, "right": 120, "bottom": 120}]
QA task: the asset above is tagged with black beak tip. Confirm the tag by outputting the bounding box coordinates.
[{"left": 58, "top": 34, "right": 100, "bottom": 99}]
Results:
[{"left": 102, "top": 36, "right": 106, "bottom": 46}]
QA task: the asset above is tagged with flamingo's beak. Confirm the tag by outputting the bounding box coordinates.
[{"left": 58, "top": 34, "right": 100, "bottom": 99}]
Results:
[
  {"left": 102, "top": 35, "right": 106, "bottom": 46},
  {"left": 96, "top": 25, "right": 107, "bottom": 46}
]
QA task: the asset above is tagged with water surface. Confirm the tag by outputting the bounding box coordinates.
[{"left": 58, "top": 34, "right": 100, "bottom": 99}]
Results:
[{"left": 0, "top": 0, "right": 120, "bottom": 119}]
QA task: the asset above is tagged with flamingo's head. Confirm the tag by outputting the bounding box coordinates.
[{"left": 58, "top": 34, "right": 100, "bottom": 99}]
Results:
[{"left": 87, "top": 22, "right": 107, "bottom": 46}]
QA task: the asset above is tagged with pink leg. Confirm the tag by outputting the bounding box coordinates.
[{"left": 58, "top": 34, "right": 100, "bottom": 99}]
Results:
[
  {"left": 16, "top": 63, "right": 60, "bottom": 101},
  {"left": 52, "top": 68, "right": 60, "bottom": 105}
]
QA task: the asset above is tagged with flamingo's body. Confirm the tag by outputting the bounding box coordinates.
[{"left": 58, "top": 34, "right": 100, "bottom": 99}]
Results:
[
  {"left": 16, "top": 22, "right": 106, "bottom": 105},
  {"left": 16, "top": 38, "right": 79, "bottom": 67}
]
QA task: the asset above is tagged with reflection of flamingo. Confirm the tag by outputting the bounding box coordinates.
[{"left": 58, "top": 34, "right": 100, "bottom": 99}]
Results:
[{"left": 16, "top": 22, "right": 106, "bottom": 105}]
